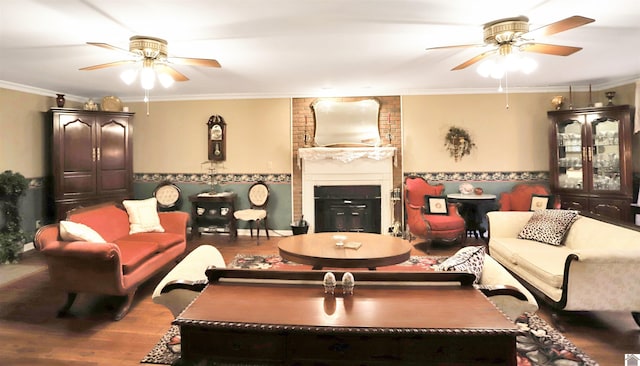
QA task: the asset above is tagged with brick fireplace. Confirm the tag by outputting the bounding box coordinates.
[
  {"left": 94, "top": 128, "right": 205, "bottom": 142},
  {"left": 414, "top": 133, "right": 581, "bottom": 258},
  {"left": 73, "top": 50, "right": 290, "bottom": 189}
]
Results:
[{"left": 299, "top": 147, "right": 396, "bottom": 234}]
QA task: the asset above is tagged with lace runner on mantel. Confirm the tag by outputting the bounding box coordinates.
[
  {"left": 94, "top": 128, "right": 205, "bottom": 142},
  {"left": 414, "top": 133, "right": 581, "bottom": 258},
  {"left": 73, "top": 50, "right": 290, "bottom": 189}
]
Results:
[{"left": 298, "top": 147, "right": 397, "bottom": 168}]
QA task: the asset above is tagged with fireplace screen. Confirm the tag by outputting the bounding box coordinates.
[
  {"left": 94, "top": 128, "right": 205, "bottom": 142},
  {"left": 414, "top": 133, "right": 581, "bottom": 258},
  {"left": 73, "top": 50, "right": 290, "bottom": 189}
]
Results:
[{"left": 314, "top": 185, "right": 381, "bottom": 233}]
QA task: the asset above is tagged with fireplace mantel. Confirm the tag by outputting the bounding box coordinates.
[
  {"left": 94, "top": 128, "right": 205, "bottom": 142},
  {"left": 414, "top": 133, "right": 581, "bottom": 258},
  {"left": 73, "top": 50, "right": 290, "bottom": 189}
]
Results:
[
  {"left": 298, "top": 147, "right": 396, "bottom": 167},
  {"left": 299, "top": 147, "right": 396, "bottom": 234}
]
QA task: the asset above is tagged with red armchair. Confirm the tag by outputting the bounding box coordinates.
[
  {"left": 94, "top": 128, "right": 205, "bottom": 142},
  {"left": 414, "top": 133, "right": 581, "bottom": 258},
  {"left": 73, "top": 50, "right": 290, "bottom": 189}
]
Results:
[
  {"left": 404, "top": 176, "right": 466, "bottom": 252},
  {"left": 498, "top": 184, "right": 553, "bottom": 211}
]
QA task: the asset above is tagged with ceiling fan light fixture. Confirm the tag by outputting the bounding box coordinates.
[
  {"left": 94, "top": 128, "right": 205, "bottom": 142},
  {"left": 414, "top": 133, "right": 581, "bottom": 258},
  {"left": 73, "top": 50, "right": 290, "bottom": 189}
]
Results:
[
  {"left": 120, "top": 69, "right": 137, "bottom": 85},
  {"left": 140, "top": 60, "right": 155, "bottom": 90},
  {"left": 476, "top": 52, "right": 537, "bottom": 80},
  {"left": 158, "top": 71, "right": 175, "bottom": 88}
]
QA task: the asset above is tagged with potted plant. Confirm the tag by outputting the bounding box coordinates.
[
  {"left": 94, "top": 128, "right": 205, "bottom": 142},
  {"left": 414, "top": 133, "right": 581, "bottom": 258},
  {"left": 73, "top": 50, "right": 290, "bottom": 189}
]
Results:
[
  {"left": 444, "top": 126, "right": 476, "bottom": 162},
  {"left": 0, "top": 170, "right": 29, "bottom": 263}
]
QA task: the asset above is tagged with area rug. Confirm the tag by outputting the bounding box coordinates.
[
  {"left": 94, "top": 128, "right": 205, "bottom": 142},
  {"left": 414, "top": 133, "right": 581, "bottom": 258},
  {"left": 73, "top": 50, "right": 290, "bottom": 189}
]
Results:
[
  {"left": 227, "top": 253, "right": 447, "bottom": 271},
  {"left": 141, "top": 312, "right": 597, "bottom": 365},
  {"left": 142, "top": 255, "right": 597, "bottom": 365}
]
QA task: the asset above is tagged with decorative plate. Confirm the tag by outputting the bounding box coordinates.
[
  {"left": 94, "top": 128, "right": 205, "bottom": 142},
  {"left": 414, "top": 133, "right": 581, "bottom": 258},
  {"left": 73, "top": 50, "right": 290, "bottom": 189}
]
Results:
[{"left": 101, "top": 96, "right": 122, "bottom": 112}]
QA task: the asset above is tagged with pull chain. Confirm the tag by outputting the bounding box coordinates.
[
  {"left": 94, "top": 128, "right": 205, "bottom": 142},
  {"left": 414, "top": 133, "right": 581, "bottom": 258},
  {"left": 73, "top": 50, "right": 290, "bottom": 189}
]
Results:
[{"left": 504, "top": 71, "right": 510, "bottom": 110}]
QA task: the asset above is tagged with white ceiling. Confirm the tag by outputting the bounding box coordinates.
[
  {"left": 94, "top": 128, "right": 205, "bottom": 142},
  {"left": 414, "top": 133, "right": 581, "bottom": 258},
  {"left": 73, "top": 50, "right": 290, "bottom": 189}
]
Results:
[{"left": 1, "top": 0, "right": 639, "bottom": 102}]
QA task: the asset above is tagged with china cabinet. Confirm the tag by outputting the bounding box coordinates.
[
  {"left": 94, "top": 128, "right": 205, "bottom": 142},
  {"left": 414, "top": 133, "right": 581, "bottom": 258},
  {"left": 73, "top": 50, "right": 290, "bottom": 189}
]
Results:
[
  {"left": 48, "top": 108, "right": 134, "bottom": 220},
  {"left": 548, "top": 105, "right": 633, "bottom": 222}
]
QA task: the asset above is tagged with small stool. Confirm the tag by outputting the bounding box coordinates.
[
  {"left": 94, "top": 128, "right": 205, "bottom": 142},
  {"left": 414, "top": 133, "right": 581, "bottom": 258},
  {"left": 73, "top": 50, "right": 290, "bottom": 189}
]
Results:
[{"left": 152, "top": 245, "right": 226, "bottom": 317}]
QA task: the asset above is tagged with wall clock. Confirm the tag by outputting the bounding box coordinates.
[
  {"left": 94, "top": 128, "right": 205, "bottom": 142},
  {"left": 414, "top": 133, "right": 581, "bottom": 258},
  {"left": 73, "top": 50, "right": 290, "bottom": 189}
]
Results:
[{"left": 207, "top": 115, "right": 226, "bottom": 161}]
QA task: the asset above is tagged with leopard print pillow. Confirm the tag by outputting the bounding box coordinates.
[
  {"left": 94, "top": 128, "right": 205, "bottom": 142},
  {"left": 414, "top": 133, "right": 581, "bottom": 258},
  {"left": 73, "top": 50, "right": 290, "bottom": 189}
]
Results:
[
  {"left": 518, "top": 209, "right": 580, "bottom": 246},
  {"left": 437, "top": 246, "right": 485, "bottom": 284}
]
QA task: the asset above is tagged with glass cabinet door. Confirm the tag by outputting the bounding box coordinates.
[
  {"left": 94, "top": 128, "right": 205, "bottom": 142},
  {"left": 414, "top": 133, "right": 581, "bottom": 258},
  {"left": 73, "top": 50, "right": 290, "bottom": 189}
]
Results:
[
  {"left": 590, "top": 117, "right": 621, "bottom": 192},
  {"left": 556, "top": 119, "right": 584, "bottom": 190}
]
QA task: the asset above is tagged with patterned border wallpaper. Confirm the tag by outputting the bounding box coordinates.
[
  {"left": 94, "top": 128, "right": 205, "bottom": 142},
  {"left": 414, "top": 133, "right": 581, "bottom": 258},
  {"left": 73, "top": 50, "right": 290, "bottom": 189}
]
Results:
[
  {"left": 134, "top": 171, "right": 550, "bottom": 184},
  {"left": 133, "top": 173, "right": 291, "bottom": 184},
  {"left": 404, "top": 171, "right": 549, "bottom": 182}
]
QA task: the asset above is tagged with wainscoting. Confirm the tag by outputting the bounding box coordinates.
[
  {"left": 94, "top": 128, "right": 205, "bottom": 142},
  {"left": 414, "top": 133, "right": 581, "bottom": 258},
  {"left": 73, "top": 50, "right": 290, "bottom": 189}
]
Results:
[{"left": 16, "top": 171, "right": 552, "bottom": 237}]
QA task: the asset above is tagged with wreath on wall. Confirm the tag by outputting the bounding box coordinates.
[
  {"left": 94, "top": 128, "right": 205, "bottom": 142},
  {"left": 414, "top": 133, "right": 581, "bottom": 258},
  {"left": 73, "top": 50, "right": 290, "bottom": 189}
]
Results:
[{"left": 444, "top": 126, "right": 476, "bottom": 162}]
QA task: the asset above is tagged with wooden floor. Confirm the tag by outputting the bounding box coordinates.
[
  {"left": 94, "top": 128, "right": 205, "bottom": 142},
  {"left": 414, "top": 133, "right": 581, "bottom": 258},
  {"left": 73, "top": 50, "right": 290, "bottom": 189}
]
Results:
[{"left": 0, "top": 233, "right": 637, "bottom": 365}]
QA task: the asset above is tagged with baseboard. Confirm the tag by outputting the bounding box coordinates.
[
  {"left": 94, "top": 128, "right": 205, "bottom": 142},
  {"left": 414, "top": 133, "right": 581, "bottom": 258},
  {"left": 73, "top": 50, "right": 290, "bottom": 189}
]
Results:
[
  {"left": 190, "top": 227, "right": 293, "bottom": 238},
  {"left": 236, "top": 229, "right": 293, "bottom": 237}
]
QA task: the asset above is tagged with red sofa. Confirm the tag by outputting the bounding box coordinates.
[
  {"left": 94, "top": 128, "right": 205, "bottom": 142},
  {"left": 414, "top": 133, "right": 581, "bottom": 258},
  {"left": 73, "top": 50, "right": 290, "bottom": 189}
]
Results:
[{"left": 34, "top": 201, "right": 188, "bottom": 320}]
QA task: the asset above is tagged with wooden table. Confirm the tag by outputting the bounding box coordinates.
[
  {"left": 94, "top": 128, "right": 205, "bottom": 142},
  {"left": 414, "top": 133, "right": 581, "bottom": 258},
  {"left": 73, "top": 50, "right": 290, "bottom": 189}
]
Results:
[
  {"left": 189, "top": 192, "right": 237, "bottom": 239},
  {"left": 447, "top": 193, "right": 497, "bottom": 240},
  {"left": 278, "top": 232, "right": 412, "bottom": 270},
  {"left": 174, "top": 269, "right": 519, "bottom": 365}
]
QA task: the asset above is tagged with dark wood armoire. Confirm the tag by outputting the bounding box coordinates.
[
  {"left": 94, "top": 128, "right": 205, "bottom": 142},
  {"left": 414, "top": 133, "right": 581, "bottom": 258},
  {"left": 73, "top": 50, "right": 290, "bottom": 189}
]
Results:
[{"left": 48, "top": 108, "right": 134, "bottom": 220}]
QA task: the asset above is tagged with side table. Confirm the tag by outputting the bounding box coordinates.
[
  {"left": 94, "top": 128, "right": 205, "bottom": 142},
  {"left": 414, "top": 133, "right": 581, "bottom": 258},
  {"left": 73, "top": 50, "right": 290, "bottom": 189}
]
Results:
[
  {"left": 447, "top": 193, "right": 498, "bottom": 240},
  {"left": 189, "top": 192, "right": 237, "bottom": 239}
]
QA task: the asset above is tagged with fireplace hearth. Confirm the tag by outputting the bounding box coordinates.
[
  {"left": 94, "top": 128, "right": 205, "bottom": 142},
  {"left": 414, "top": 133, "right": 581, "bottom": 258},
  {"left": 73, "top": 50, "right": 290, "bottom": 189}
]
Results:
[{"left": 314, "top": 185, "right": 381, "bottom": 233}]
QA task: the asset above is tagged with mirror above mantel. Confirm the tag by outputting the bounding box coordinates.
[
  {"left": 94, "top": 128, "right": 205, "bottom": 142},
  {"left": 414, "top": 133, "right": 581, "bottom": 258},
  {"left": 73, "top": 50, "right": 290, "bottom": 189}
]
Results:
[{"left": 311, "top": 99, "right": 381, "bottom": 147}]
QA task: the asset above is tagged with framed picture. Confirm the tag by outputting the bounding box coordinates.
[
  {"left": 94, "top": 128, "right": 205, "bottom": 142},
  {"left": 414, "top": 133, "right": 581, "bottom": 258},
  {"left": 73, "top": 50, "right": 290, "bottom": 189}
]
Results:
[
  {"left": 424, "top": 195, "right": 448, "bottom": 215},
  {"left": 530, "top": 194, "right": 551, "bottom": 211}
]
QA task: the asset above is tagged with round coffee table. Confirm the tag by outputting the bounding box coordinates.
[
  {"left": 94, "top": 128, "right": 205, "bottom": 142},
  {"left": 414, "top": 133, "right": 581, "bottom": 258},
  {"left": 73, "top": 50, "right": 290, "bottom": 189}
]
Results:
[{"left": 278, "top": 232, "right": 412, "bottom": 270}]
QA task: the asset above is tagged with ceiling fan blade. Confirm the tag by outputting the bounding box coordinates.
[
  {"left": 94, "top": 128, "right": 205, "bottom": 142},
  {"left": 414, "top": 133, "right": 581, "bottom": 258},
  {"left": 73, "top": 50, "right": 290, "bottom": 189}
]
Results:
[
  {"left": 157, "top": 64, "right": 189, "bottom": 82},
  {"left": 86, "top": 42, "right": 132, "bottom": 55},
  {"left": 79, "top": 60, "right": 137, "bottom": 71},
  {"left": 426, "top": 44, "right": 484, "bottom": 51},
  {"left": 523, "top": 15, "right": 594, "bottom": 39},
  {"left": 168, "top": 57, "right": 221, "bottom": 68},
  {"left": 451, "top": 50, "right": 496, "bottom": 71},
  {"left": 520, "top": 43, "right": 582, "bottom": 56}
]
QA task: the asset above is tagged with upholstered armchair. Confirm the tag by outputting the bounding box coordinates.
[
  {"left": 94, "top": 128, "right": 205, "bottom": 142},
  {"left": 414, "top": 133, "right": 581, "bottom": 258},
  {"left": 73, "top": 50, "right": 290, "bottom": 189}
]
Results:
[
  {"left": 404, "top": 176, "right": 466, "bottom": 252},
  {"left": 498, "top": 184, "right": 554, "bottom": 211}
]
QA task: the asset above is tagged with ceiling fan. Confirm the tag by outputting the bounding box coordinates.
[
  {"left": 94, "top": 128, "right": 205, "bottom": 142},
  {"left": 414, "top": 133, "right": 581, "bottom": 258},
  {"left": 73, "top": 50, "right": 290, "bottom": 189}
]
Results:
[
  {"left": 427, "top": 15, "right": 595, "bottom": 71},
  {"left": 79, "top": 35, "right": 221, "bottom": 83}
]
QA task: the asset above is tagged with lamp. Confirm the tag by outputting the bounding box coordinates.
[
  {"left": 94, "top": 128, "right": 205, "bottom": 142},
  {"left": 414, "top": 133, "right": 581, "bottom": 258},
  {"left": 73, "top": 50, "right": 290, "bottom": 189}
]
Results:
[
  {"left": 119, "top": 59, "right": 175, "bottom": 90},
  {"left": 476, "top": 44, "right": 537, "bottom": 80}
]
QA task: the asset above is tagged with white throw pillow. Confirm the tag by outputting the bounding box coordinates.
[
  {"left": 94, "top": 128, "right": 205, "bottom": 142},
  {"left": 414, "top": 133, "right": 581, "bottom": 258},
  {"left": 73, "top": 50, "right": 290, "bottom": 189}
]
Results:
[
  {"left": 437, "top": 246, "right": 485, "bottom": 284},
  {"left": 122, "top": 197, "right": 165, "bottom": 234},
  {"left": 59, "top": 220, "right": 106, "bottom": 243}
]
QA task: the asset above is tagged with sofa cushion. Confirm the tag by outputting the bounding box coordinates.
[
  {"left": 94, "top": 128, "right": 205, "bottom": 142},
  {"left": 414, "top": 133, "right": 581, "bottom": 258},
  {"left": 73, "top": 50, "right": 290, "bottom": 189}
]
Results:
[
  {"left": 119, "top": 232, "right": 184, "bottom": 251},
  {"left": 59, "top": 220, "right": 106, "bottom": 243},
  {"left": 518, "top": 209, "right": 580, "bottom": 246},
  {"left": 437, "top": 245, "right": 485, "bottom": 284},
  {"left": 423, "top": 195, "right": 449, "bottom": 215},
  {"left": 530, "top": 195, "right": 552, "bottom": 211},
  {"left": 511, "top": 245, "right": 572, "bottom": 289},
  {"left": 116, "top": 241, "right": 160, "bottom": 275},
  {"left": 423, "top": 213, "right": 465, "bottom": 231},
  {"left": 122, "top": 198, "right": 165, "bottom": 234},
  {"left": 67, "top": 204, "right": 131, "bottom": 242}
]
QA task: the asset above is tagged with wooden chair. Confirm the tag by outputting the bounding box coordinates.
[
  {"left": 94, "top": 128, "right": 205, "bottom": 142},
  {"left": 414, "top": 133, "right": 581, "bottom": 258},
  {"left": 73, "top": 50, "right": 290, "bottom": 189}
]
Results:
[
  {"left": 404, "top": 176, "right": 465, "bottom": 252},
  {"left": 234, "top": 181, "right": 270, "bottom": 244}
]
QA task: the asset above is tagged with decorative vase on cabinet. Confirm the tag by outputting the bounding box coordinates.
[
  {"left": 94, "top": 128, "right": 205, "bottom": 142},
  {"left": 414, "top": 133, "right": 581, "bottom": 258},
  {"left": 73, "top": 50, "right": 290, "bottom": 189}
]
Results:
[
  {"left": 55, "top": 94, "right": 65, "bottom": 108},
  {"left": 548, "top": 105, "right": 634, "bottom": 222},
  {"left": 48, "top": 108, "right": 135, "bottom": 220}
]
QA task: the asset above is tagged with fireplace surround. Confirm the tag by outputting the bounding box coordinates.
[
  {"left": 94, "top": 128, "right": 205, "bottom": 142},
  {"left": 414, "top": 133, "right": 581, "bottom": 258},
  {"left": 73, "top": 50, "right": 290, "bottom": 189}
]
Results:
[{"left": 299, "top": 147, "right": 396, "bottom": 234}]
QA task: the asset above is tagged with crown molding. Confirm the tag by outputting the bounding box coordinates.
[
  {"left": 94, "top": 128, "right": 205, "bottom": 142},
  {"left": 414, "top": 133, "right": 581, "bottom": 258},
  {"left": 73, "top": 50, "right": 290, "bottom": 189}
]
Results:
[{"left": 2, "top": 76, "right": 638, "bottom": 103}]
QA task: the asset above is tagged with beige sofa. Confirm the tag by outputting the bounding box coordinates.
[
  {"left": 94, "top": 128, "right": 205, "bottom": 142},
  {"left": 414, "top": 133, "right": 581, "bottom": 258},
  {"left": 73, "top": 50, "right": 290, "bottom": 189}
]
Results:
[{"left": 487, "top": 210, "right": 640, "bottom": 326}]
